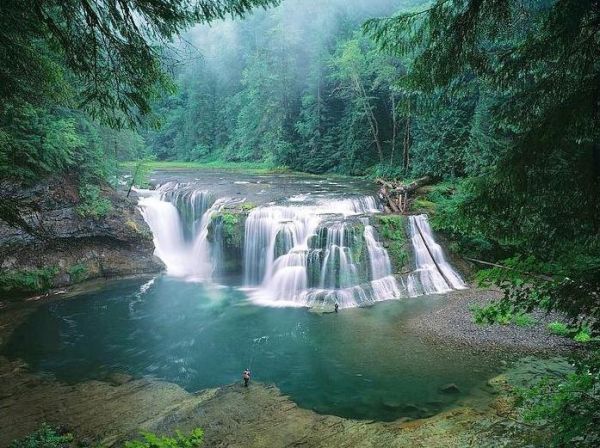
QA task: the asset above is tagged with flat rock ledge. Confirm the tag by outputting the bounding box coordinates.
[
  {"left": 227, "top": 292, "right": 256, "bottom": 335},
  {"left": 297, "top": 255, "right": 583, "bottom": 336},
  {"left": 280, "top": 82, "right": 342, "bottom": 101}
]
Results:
[{"left": 0, "top": 354, "right": 541, "bottom": 448}]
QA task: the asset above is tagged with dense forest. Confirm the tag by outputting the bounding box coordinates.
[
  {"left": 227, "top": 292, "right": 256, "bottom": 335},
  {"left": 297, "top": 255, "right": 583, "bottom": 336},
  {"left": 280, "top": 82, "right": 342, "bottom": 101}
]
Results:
[{"left": 0, "top": 0, "right": 599, "bottom": 446}]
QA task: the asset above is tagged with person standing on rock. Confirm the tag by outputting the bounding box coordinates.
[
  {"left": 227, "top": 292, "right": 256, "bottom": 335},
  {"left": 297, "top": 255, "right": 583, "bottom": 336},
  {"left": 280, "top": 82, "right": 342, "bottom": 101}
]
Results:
[
  {"left": 334, "top": 303, "right": 339, "bottom": 313},
  {"left": 243, "top": 368, "right": 251, "bottom": 387}
]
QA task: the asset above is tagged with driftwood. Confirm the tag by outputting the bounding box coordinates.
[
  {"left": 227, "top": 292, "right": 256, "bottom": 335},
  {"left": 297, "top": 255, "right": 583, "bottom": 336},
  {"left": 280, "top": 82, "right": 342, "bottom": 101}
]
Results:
[{"left": 376, "top": 176, "right": 432, "bottom": 214}]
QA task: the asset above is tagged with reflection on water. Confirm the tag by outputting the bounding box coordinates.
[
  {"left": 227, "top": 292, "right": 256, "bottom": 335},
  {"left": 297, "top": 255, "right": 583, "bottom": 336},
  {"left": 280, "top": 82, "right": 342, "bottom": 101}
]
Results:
[{"left": 5, "top": 276, "right": 502, "bottom": 421}]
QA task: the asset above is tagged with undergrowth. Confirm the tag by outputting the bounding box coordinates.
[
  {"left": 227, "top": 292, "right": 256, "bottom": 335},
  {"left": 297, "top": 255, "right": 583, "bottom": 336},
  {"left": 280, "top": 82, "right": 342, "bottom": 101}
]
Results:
[{"left": 0, "top": 267, "right": 58, "bottom": 295}]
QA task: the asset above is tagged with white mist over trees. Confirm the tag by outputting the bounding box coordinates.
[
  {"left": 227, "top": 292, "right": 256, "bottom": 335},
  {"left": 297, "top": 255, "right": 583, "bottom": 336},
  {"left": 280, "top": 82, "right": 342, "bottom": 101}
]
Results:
[{"left": 144, "top": 0, "right": 427, "bottom": 174}]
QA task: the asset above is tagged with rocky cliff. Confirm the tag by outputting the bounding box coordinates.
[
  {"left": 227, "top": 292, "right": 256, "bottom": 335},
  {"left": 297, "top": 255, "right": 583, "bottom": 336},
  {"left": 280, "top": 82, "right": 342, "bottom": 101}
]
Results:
[{"left": 0, "top": 176, "right": 163, "bottom": 297}]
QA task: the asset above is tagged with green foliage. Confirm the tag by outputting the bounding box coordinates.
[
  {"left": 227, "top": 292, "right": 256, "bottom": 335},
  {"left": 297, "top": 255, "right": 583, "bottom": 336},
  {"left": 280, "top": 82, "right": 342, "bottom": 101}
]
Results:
[
  {"left": 10, "top": 423, "right": 73, "bottom": 448},
  {"left": 217, "top": 213, "right": 243, "bottom": 248},
  {"left": 471, "top": 301, "right": 535, "bottom": 327},
  {"left": 512, "top": 313, "right": 535, "bottom": 328},
  {"left": 120, "top": 160, "right": 279, "bottom": 173},
  {"left": 124, "top": 428, "right": 204, "bottom": 448},
  {"left": 420, "top": 181, "right": 496, "bottom": 259},
  {"left": 375, "top": 215, "right": 408, "bottom": 272},
  {"left": 516, "top": 349, "right": 600, "bottom": 447},
  {"left": 471, "top": 302, "right": 513, "bottom": 325},
  {"left": 574, "top": 327, "right": 592, "bottom": 344},
  {"left": 0, "top": 267, "right": 58, "bottom": 295},
  {"left": 548, "top": 321, "right": 570, "bottom": 337},
  {"left": 67, "top": 264, "right": 88, "bottom": 283},
  {"left": 76, "top": 184, "right": 112, "bottom": 218}
]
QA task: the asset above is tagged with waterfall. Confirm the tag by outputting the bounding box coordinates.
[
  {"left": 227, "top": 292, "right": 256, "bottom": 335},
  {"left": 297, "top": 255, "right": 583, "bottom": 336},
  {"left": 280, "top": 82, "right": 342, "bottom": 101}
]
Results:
[
  {"left": 136, "top": 181, "right": 466, "bottom": 306},
  {"left": 407, "top": 214, "right": 467, "bottom": 295},
  {"left": 137, "top": 183, "right": 236, "bottom": 280},
  {"left": 244, "top": 196, "right": 401, "bottom": 308}
]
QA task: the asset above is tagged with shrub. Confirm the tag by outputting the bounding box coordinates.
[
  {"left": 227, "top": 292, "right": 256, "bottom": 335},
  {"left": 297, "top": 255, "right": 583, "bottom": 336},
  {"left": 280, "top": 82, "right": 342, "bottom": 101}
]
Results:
[
  {"left": 124, "top": 429, "right": 204, "bottom": 448},
  {"left": 512, "top": 313, "right": 535, "bottom": 327},
  {"left": 10, "top": 423, "right": 73, "bottom": 448},
  {"left": 548, "top": 321, "right": 570, "bottom": 336},
  {"left": 77, "top": 184, "right": 112, "bottom": 218},
  {"left": 516, "top": 349, "right": 600, "bottom": 447},
  {"left": 471, "top": 302, "right": 513, "bottom": 325},
  {"left": 67, "top": 264, "right": 88, "bottom": 283},
  {"left": 0, "top": 267, "right": 59, "bottom": 294},
  {"left": 574, "top": 327, "right": 592, "bottom": 343},
  {"left": 220, "top": 213, "right": 242, "bottom": 247}
]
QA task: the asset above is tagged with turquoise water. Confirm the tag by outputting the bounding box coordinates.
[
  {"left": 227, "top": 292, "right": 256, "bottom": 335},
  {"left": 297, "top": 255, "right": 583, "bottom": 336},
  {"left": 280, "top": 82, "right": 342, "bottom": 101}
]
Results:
[{"left": 5, "top": 276, "right": 502, "bottom": 421}]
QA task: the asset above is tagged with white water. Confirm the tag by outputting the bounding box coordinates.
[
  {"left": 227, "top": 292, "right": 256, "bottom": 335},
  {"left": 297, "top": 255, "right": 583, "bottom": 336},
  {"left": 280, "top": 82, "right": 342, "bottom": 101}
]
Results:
[
  {"left": 407, "top": 214, "right": 467, "bottom": 295},
  {"left": 137, "top": 183, "right": 237, "bottom": 280},
  {"left": 136, "top": 181, "right": 466, "bottom": 308},
  {"left": 244, "top": 196, "right": 402, "bottom": 308}
]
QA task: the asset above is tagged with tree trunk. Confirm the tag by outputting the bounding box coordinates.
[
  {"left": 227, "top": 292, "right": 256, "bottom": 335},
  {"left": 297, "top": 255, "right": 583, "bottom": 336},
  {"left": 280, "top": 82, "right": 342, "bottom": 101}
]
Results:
[
  {"left": 353, "top": 75, "right": 384, "bottom": 163},
  {"left": 390, "top": 92, "right": 397, "bottom": 165},
  {"left": 403, "top": 99, "right": 411, "bottom": 171}
]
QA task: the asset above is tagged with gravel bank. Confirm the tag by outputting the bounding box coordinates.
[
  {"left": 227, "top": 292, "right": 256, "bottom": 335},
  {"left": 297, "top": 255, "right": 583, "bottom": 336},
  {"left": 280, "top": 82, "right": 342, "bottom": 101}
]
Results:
[{"left": 405, "top": 287, "right": 579, "bottom": 354}]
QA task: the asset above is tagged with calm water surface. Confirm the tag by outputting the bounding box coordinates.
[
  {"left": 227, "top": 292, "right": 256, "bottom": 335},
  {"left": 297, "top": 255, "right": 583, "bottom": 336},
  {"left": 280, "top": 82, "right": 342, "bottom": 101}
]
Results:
[{"left": 5, "top": 276, "right": 503, "bottom": 421}]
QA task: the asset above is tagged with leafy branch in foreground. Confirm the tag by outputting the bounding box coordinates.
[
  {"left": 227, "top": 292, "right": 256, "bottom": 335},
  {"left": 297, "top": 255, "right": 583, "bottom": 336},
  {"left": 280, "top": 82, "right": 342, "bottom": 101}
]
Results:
[
  {"left": 516, "top": 348, "right": 600, "bottom": 447},
  {"left": 124, "top": 428, "right": 204, "bottom": 448},
  {"left": 0, "top": 0, "right": 281, "bottom": 128}
]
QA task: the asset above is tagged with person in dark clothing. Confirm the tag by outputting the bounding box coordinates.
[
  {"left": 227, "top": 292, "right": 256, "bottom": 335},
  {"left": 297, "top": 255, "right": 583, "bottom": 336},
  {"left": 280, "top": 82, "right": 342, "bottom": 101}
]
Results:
[
  {"left": 243, "top": 368, "right": 251, "bottom": 387},
  {"left": 334, "top": 303, "right": 339, "bottom": 313}
]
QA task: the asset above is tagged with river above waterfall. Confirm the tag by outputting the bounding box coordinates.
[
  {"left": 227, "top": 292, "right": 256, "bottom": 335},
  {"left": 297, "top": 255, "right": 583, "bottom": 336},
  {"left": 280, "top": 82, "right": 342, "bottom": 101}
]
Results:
[
  {"left": 143, "top": 169, "right": 379, "bottom": 204},
  {"left": 4, "top": 276, "right": 503, "bottom": 422}
]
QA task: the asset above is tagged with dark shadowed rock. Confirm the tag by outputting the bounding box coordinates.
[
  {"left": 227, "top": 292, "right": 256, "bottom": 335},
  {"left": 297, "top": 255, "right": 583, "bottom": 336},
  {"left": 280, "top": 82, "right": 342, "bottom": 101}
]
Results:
[
  {"left": 439, "top": 383, "right": 460, "bottom": 394},
  {"left": 0, "top": 176, "right": 164, "bottom": 297}
]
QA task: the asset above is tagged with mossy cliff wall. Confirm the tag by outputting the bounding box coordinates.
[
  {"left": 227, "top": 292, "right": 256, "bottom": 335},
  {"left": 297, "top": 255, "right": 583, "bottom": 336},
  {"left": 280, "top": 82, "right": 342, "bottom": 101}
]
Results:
[
  {"left": 0, "top": 176, "right": 163, "bottom": 298},
  {"left": 207, "top": 203, "right": 254, "bottom": 276},
  {"left": 373, "top": 214, "right": 411, "bottom": 275}
]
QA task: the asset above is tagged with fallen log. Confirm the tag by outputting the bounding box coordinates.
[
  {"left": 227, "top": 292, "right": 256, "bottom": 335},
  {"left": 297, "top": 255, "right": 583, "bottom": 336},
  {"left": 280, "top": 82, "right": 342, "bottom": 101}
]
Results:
[{"left": 376, "top": 176, "right": 433, "bottom": 214}]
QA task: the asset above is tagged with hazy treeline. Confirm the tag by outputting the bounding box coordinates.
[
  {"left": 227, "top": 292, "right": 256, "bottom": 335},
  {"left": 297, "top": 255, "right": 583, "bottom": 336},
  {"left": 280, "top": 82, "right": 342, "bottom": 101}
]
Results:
[{"left": 144, "top": 0, "right": 428, "bottom": 175}]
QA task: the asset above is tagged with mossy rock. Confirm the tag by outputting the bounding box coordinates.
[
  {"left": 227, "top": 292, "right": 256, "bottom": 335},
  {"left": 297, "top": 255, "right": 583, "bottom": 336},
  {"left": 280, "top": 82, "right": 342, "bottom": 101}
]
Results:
[{"left": 374, "top": 215, "right": 409, "bottom": 273}]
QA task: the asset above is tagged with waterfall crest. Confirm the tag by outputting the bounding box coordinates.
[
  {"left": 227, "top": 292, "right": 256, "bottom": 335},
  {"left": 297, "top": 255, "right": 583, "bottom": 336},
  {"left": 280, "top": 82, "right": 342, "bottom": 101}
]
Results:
[{"left": 406, "top": 214, "right": 467, "bottom": 295}]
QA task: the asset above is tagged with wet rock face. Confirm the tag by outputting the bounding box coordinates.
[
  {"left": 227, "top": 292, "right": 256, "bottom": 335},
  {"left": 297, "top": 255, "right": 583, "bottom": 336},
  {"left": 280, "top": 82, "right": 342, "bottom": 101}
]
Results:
[{"left": 0, "top": 176, "right": 164, "bottom": 296}]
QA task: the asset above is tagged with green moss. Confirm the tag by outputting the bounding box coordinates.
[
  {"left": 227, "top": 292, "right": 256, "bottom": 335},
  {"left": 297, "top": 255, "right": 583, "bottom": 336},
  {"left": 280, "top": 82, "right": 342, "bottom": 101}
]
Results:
[
  {"left": 375, "top": 215, "right": 408, "bottom": 272},
  {"left": 0, "top": 266, "right": 58, "bottom": 295},
  {"left": 350, "top": 223, "right": 365, "bottom": 264},
  {"left": 220, "top": 213, "right": 242, "bottom": 248},
  {"left": 412, "top": 198, "right": 436, "bottom": 213},
  {"left": 241, "top": 202, "right": 257, "bottom": 211}
]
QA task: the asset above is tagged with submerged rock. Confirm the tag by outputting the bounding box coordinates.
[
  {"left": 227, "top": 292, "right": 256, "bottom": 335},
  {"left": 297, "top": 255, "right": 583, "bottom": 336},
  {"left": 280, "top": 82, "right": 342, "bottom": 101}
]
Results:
[
  {"left": 439, "top": 383, "right": 461, "bottom": 394},
  {"left": 106, "top": 373, "right": 134, "bottom": 386}
]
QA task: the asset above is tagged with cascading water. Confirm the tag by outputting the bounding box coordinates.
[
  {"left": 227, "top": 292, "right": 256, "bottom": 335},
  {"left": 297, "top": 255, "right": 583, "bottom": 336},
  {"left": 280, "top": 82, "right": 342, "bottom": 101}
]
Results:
[
  {"left": 243, "top": 196, "right": 401, "bottom": 308},
  {"left": 136, "top": 183, "right": 238, "bottom": 280},
  {"left": 406, "top": 214, "right": 467, "bottom": 295},
  {"left": 136, "top": 180, "right": 465, "bottom": 306}
]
